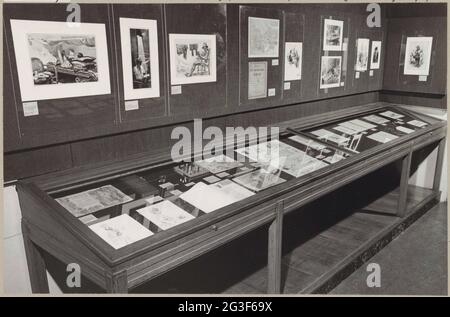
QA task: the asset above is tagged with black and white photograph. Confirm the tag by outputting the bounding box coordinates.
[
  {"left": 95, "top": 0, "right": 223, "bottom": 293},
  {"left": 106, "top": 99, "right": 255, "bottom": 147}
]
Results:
[
  {"left": 1, "top": 1, "right": 448, "bottom": 299},
  {"left": 248, "top": 16, "right": 280, "bottom": 58},
  {"left": 403, "top": 36, "right": 433, "bottom": 76},
  {"left": 355, "top": 38, "right": 370, "bottom": 72},
  {"left": 320, "top": 55, "right": 342, "bottom": 88},
  {"left": 10, "top": 19, "right": 111, "bottom": 101},
  {"left": 370, "top": 40, "right": 382, "bottom": 69},
  {"left": 323, "top": 18, "right": 343, "bottom": 51},
  {"left": 284, "top": 42, "right": 302, "bottom": 81},
  {"left": 169, "top": 33, "right": 216, "bottom": 85},
  {"left": 119, "top": 18, "right": 160, "bottom": 100}
]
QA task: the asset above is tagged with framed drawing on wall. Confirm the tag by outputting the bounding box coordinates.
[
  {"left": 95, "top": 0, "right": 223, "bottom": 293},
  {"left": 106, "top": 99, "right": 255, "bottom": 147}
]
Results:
[
  {"left": 248, "top": 61, "right": 268, "bottom": 99},
  {"left": 284, "top": 42, "right": 302, "bottom": 81},
  {"left": 320, "top": 56, "right": 341, "bottom": 89},
  {"left": 10, "top": 19, "right": 111, "bottom": 102},
  {"left": 248, "top": 16, "right": 280, "bottom": 58},
  {"left": 355, "top": 38, "right": 370, "bottom": 72},
  {"left": 119, "top": 18, "right": 160, "bottom": 100},
  {"left": 169, "top": 33, "right": 217, "bottom": 85},
  {"left": 403, "top": 36, "right": 433, "bottom": 76},
  {"left": 370, "top": 41, "right": 382, "bottom": 70},
  {"left": 323, "top": 19, "right": 343, "bottom": 51}
]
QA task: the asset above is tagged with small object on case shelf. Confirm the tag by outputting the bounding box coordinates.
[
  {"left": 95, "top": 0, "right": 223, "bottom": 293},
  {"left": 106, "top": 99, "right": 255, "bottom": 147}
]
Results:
[
  {"left": 116, "top": 175, "right": 158, "bottom": 199},
  {"left": 203, "top": 175, "right": 221, "bottom": 184},
  {"left": 174, "top": 163, "right": 210, "bottom": 179}
]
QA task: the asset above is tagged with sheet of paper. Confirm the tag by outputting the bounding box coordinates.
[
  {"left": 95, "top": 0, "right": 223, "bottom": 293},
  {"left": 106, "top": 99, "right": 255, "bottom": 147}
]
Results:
[
  {"left": 137, "top": 200, "right": 194, "bottom": 231},
  {"left": 311, "top": 129, "right": 350, "bottom": 145},
  {"left": 179, "top": 181, "right": 254, "bottom": 213},
  {"left": 396, "top": 126, "right": 415, "bottom": 134},
  {"left": 233, "top": 170, "right": 286, "bottom": 192},
  {"left": 89, "top": 214, "right": 153, "bottom": 249},
  {"left": 195, "top": 154, "right": 243, "bottom": 174},
  {"left": 339, "top": 121, "right": 367, "bottom": 133},
  {"left": 407, "top": 120, "right": 428, "bottom": 128},
  {"left": 379, "top": 110, "right": 404, "bottom": 120},
  {"left": 56, "top": 185, "right": 133, "bottom": 218},
  {"left": 367, "top": 131, "right": 399, "bottom": 144},
  {"left": 363, "top": 114, "right": 390, "bottom": 124},
  {"left": 288, "top": 135, "right": 326, "bottom": 150},
  {"left": 349, "top": 119, "right": 377, "bottom": 130},
  {"left": 248, "top": 61, "right": 268, "bottom": 99},
  {"left": 333, "top": 125, "right": 359, "bottom": 135},
  {"left": 324, "top": 153, "right": 346, "bottom": 164},
  {"left": 203, "top": 175, "right": 221, "bottom": 184}
]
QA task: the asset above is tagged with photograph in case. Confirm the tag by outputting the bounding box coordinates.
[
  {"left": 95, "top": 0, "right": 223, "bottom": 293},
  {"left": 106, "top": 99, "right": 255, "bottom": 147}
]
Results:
[
  {"left": 320, "top": 56, "right": 342, "bottom": 89},
  {"left": 10, "top": 19, "right": 111, "bottom": 101},
  {"left": 323, "top": 19, "right": 343, "bottom": 51},
  {"left": 119, "top": 18, "right": 160, "bottom": 100},
  {"left": 248, "top": 16, "right": 280, "bottom": 58},
  {"left": 403, "top": 36, "right": 433, "bottom": 76},
  {"left": 169, "top": 33, "right": 216, "bottom": 85}
]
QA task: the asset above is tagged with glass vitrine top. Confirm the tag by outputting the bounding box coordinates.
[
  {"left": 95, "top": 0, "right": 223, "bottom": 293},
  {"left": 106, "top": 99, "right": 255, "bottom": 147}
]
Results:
[{"left": 49, "top": 131, "right": 348, "bottom": 250}]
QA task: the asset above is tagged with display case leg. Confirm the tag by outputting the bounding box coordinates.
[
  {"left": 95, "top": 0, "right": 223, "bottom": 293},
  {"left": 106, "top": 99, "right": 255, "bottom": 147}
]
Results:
[
  {"left": 22, "top": 222, "right": 50, "bottom": 293},
  {"left": 267, "top": 201, "right": 284, "bottom": 294},
  {"left": 397, "top": 151, "right": 412, "bottom": 217},
  {"left": 105, "top": 270, "right": 128, "bottom": 293},
  {"left": 432, "top": 137, "right": 446, "bottom": 194}
]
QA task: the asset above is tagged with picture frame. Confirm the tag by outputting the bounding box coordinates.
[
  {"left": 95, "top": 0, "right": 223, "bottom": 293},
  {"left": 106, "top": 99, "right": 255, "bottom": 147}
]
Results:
[
  {"left": 10, "top": 19, "right": 111, "bottom": 102},
  {"left": 403, "top": 36, "right": 433, "bottom": 76},
  {"left": 370, "top": 40, "right": 382, "bottom": 70},
  {"left": 284, "top": 42, "right": 302, "bottom": 81},
  {"left": 323, "top": 19, "right": 343, "bottom": 51},
  {"left": 169, "top": 33, "right": 217, "bottom": 85},
  {"left": 119, "top": 17, "right": 160, "bottom": 101},
  {"left": 320, "top": 56, "right": 342, "bottom": 89},
  {"left": 355, "top": 38, "right": 370, "bottom": 72},
  {"left": 248, "top": 16, "right": 280, "bottom": 58}
]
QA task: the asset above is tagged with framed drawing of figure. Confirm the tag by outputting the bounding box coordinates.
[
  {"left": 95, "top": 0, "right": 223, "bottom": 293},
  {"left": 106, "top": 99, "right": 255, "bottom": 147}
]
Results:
[
  {"left": 403, "top": 36, "right": 433, "bottom": 76},
  {"left": 323, "top": 19, "right": 343, "bottom": 51},
  {"left": 10, "top": 19, "right": 111, "bottom": 102},
  {"left": 370, "top": 41, "right": 381, "bottom": 70},
  {"left": 119, "top": 18, "right": 160, "bottom": 100}
]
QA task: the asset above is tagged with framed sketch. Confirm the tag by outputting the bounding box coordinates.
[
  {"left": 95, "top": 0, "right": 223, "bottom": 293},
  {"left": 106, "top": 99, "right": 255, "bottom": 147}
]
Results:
[
  {"left": 370, "top": 41, "right": 382, "bottom": 69},
  {"left": 355, "top": 38, "right": 370, "bottom": 72},
  {"left": 119, "top": 18, "right": 160, "bottom": 100},
  {"left": 323, "top": 19, "right": 343, "bottom": 51},
  {"left": 169, "top": 33, "right": 216, "bottom": 85},
  {"left": 248, "top": 16, "right": 280, "bottom": 58},
  {"left": 10, "top": 19, "right": 111, "bottom": 102},
  {"left": 320, "top": 56, "right": 341, "bottom": 89},
  {"left": 248, "top": 61, "right": 268, "bottom": 99},
  {"left": 403, "top": 36, "right": 433, "bottom": 76},
  {"left": 284, "top": 42, "right": 302, "bottom": 81}
]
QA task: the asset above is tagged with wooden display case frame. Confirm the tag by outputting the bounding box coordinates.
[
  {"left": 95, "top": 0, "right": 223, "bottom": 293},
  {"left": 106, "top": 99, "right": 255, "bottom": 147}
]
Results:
[{"left": 17, "top": 102, "right": 446, "bottom": 293}]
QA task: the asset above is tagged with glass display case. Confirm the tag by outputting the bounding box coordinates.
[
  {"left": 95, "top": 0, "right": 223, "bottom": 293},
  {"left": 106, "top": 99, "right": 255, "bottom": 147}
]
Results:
[{"left": 17, "top": 103, "right": 446, "bottom": 293}]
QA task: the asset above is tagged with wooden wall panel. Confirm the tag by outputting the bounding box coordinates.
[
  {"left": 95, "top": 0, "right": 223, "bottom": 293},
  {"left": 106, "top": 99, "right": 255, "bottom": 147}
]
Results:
[{"left": 3, "top": 4, "right": 119, "bottom": 148}]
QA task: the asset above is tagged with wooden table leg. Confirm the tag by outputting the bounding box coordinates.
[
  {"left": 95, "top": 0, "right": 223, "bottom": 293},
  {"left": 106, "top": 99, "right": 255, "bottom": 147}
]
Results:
[
  {"left": 267, "top": 201, "right": 284, "bottom": 294},
  {"left": 433, "top": 137, "right": 446, "bottom": 193},
  {"left": 105, "top": 270, "right": 128, "bottom": 293},
  {"left": 21, "top": 221, "right": 50, "bottom": 293},
  {"left": 397, "top": 151, "right": 412, "bottom": 217}
]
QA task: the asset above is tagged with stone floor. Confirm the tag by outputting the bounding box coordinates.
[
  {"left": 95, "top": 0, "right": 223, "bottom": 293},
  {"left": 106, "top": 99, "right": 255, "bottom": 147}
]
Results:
[{"left": 331, "top": 202, "right": 447, "bottom": 295}]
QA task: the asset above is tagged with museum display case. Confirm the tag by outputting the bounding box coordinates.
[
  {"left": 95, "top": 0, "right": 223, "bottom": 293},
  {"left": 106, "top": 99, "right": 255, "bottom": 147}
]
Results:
[{"left": 17, "top": 102, "right": 446, "bottom": 294}]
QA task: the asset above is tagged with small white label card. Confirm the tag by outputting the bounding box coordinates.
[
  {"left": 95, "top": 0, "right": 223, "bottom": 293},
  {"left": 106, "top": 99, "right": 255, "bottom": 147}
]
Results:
[
  {"left": 340, "top": 82, "right": 345, "bottom": 86},
  {"left": 171, "top": 85, "right": 182, "bottom": 95},
  {"left": 23, "top": 101, "right": 39, "bottom": 117},
  {"left": 272, "top": 59, "right": 279, "bottom": 66},
  {"left": 355, "top": 72, "right": 360, "bottom": 79},
  {"left": 418, "top": 75, "right": 427, "bottom": 82},
  {"left": 124, "top": 100, "right": 139, "bottom": 111},
  {"left": 268, "top": 88, "right": 276, "bottom": 96},
  {"left": 284, "top": 82, "right": 291, "bottom": 90},
  {"left": 342, "top": 42, "right": 348, "bottom": 51},
  {"left": 369, "top": 70, "right": 374, "bottom": 77}
]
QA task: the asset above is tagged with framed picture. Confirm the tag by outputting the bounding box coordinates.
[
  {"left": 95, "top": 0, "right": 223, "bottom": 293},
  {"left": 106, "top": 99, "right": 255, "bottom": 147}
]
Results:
[
  {"left": 284, "top": 42, "right": 302, "bottom": 81},
  {"left": 169, "top": 33, "right": 216, "bottom": 85},
  {"left": 320, "top": 56, "right": 341, "bottom": 89},
  {"left": 10, "top": 19, "right": 111, "bottom": 102},
  {"left": 248, "top": 16, "right": 280, "bottom": 58},
  {"left": 370, "top": 41, "right": 382, "bottom": 70},
  {"left": 119, "top": 18, "right": 160, "bottom": 101},
  {"left": 355, "top": 38, "right": 370, "bottom": 72},
  {"left": 323, "top": 19, "right": 343, "bottom": 51},
  {"left": 248, "top": 61, "right": 268, "bottom": 99},
  {"left": 403, "top": 36, "right": 433, "bottom": 76}
]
